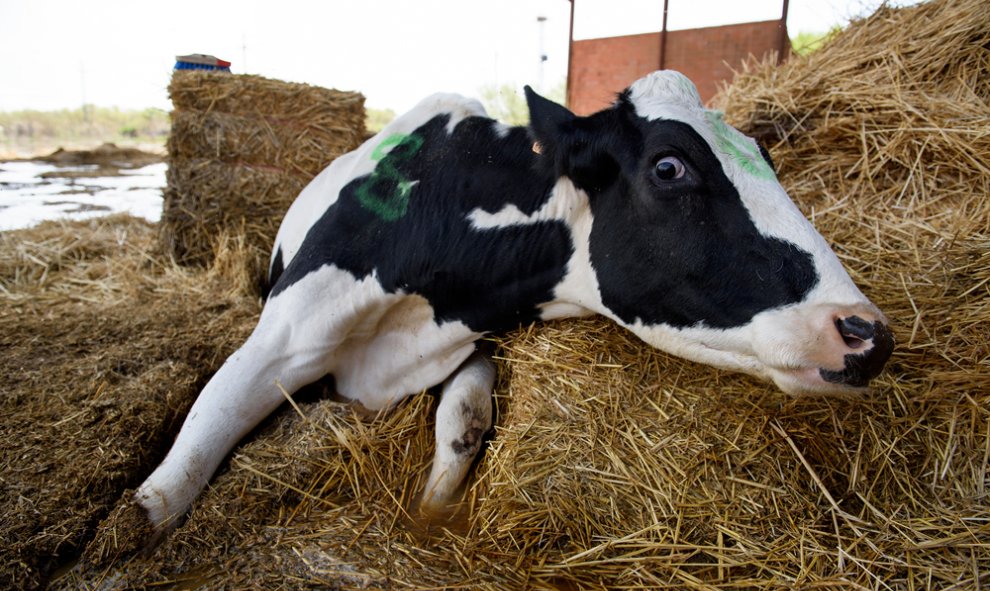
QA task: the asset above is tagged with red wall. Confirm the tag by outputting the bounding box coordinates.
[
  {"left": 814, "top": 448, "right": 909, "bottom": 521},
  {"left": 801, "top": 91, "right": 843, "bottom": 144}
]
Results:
[{"left": 568, "top": 20, "right": 788, "bottom": 114}]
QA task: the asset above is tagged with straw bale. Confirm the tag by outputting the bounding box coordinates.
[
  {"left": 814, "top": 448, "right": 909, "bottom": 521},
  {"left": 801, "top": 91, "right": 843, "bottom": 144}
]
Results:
[
  {"left": 13, "top": 0, "right": 990, "bottom": 588},
  {"left": 169, "top": 110, "right": 355, "bottom": 176},
  {"left": 161, "top": 158, "right": 308, "bottom": 283},
  {"left": 168, "top": 71, "right": 366, "bottom": 120},
  {"left": 162, "top": 71, "right": 365, "bottom": 275}
]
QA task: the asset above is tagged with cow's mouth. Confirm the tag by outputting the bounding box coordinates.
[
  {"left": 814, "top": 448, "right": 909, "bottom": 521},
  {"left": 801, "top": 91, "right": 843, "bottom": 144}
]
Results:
[{"left": 770, "top": 364, "right": 873, "bottom": 396}]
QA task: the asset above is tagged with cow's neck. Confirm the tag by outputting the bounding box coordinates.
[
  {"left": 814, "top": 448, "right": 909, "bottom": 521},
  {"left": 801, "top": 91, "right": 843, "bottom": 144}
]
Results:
[{"left": 531, "top": 177, "right": 606, "bottom": 323}]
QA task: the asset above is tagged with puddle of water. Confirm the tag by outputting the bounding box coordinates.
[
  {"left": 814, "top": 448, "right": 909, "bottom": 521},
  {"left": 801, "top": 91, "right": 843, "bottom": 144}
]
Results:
[{"left": 0, "top": 161, "right": 165, "bottom": 231}]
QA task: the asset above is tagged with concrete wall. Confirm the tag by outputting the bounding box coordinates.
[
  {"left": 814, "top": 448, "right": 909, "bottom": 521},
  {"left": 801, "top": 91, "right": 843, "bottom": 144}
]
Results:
[{"left": 568, "top": 20, "right": 788, "bottom": 114}]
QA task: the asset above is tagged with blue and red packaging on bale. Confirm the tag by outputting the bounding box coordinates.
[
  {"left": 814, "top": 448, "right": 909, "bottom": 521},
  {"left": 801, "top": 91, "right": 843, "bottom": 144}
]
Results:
[{"left": 174, "top": 54, "right": 231, "bottom": 72}]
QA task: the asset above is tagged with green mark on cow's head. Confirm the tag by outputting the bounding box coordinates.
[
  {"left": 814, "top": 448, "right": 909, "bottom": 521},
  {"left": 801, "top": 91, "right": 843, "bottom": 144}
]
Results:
[
  {"left": 356, "top": 132, "right": 425, "bottom": 221},
  {"left": 705, "top": 111, "right": 776, "bottom": 182}
]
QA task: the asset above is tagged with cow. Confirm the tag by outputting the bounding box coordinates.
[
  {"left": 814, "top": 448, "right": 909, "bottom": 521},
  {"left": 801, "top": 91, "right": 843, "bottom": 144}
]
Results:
[{"left": 134, "top": 71, "right": 894, "bottom": 536}]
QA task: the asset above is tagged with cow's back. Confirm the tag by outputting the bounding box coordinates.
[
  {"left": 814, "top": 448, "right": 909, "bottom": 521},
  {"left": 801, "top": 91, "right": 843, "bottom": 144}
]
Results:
[{"left": 268, "top": 93, "right": 492, "bottom": 286}]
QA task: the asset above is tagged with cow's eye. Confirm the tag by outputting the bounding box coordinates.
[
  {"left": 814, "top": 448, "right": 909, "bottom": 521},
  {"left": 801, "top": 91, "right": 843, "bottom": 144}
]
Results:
[{"left": 654, "top": 156, "right": 685, "bottom": 181}]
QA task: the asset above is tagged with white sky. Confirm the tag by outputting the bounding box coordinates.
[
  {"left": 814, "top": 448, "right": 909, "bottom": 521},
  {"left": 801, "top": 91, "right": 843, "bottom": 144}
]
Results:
[{"left": 0, "top": 0, "right": 911, "bottom": 113}]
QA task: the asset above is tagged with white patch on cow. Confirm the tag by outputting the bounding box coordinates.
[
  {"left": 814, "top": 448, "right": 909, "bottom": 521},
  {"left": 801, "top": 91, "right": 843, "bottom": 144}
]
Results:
[
  {"left": 628, "top": 69, "right": 705, "bottom": 112},
  {"left": 272, "top": 93, "right": 489, "bottom": 271},
  {"left": 491, "top": 121, "right": 513, "bottom": 138},
  {"left": 616, "top": 310, "right": 832, "bottom": 396},
  {"left": 263, "top": 264, "right": 480, "bottom": 411},
  {"left": 622, "top": 318, "right": 763, "bottom": 376},
  {"left": 426, "top": 94, "right": 487, "bottom": 135},
  {"left": 543, "top": 179, "right": 604, "bottom": 320},
  {"left": 466, "top": 180, "right": 579, "bottom": 229},
  {"left": 466, "top": 203, "right": 532, "bottom": 228}
]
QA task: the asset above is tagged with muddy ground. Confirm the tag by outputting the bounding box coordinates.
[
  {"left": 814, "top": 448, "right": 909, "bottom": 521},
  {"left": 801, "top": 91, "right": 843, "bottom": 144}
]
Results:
[
  {"left": 33, "top": 142, "right": 163, "bottom": 173},
  {"left": 0, "top": 143, "right": 166, "bottom": 230}
]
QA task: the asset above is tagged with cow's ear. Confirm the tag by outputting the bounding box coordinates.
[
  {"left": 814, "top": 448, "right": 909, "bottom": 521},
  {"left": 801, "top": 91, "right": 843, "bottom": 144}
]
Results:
[
  {"left": 526, "top": 86, "right": 618, "bottom": 192},
  {"left": 525, "top": 85, "right": 575, "bottom": 151}
]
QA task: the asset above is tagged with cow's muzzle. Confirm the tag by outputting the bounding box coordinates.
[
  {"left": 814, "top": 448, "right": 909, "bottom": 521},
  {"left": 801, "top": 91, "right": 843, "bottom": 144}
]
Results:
[{"left": 819, "top": 315, "right": 895, "bottom": 388}]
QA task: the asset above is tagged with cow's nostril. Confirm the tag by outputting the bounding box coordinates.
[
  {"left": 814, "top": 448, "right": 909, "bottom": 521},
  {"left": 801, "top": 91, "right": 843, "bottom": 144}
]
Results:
[
  {"left": 821, "top": 316, "right": 895, "bottom": 388},
  {"left": 836, "top": 316, "right": 875, "bottom": 350},
  {"left": 842, "top": 334, "right": 864, "bottom": 349}
]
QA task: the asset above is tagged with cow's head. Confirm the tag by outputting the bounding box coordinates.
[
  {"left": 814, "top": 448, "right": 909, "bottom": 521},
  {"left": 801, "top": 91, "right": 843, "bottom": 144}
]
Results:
[{"left": 526, "top": 71, "right": 893, "bottom": 395}]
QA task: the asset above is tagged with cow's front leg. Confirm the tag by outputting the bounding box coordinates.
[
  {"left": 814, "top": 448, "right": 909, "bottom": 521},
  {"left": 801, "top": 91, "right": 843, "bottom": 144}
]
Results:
[{"left": 420, "top": 350, "right": 495, "bottom": 513}]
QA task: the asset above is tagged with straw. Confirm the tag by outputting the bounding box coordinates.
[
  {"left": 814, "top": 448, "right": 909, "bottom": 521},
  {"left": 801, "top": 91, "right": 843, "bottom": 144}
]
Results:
[
  {"left": 162, "top": 71, "right": 366, "bottom": 277},
  {"left": 5, "top": 0, "right": 987, "bottom": 587}
]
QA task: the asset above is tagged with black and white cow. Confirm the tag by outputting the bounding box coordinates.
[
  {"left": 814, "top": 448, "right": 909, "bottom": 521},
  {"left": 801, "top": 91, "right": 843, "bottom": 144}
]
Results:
[{"left": 135, "top": 71, "right": 894, "bottom": 533}]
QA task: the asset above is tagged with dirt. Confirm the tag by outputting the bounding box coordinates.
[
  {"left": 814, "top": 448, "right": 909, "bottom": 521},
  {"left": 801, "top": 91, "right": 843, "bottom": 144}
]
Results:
[{"left": 34, "top": 143, "right": 163, "bottom": 170}]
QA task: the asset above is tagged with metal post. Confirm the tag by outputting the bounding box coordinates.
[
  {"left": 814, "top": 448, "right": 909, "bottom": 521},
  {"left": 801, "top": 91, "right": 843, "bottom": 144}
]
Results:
[
  {"left": 778, "top": 0, "right": 791, "bottom": 64},
  {"left": 537, "top": 16, "right": 548, "bottom": 91},
  {"left": 659, "top": 0, "right": 670, "bottom": 70},
  {"left": 566, "top": 0, "right": 575, "bottom": 108}
]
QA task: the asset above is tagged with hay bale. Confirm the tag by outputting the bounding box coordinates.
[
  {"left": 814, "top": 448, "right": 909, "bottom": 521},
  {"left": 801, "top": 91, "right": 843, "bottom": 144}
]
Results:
[
  {"left": 161, "top": 159, "right": 310, "bottom": 284},
  {"left": 162, "top": 71, "right": 365, "bottom": 276}
]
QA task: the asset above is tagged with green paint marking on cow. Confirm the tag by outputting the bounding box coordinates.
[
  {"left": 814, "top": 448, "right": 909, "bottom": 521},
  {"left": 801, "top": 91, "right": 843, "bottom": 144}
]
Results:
[
  {"left": 356, "top": 132, "right": 425, "bottom": 221},
  {"left": 705, "top": 111, "right": 776, "bottom": 182}
]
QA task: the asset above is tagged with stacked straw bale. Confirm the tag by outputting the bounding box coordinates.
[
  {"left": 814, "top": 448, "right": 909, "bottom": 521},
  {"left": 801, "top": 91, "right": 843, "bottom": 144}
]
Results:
[
  {"left": 43, "top": 0, "right": 990, "bottom": 588},
  {"left": 162, "top": 71, "right": 365, "bottom": 277}
]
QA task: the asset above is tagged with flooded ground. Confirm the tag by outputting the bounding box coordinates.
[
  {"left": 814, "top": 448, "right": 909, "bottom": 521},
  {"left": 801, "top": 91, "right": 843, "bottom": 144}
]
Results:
[{"left": 0, "top": 160, "right": 165, "bottom": 231}]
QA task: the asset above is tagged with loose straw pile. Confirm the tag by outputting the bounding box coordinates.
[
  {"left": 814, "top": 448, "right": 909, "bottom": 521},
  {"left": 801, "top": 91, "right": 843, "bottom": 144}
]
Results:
[{"left": 10, "top": 0, "right": 988, "bottom": 587}]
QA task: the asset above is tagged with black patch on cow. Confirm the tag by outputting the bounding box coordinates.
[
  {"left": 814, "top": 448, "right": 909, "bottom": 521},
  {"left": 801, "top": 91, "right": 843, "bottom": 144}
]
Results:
[
  {"left": 451, "top": 401, "right": 486, "bottom": 456},
  {"left": 582, "top": 115, "right": 819, "bottom": 329},
  {"left": 263, "top": 247, "right": 284, "bottom": 300},
  {"left": 758, "top": 144, "right": 776, "bottom": 173},
  {"left": 820, "top": 320, "right": 895, "bottom": 387},
  {"left": 269, "top": 115, "right": 572, "bottom": 334}
]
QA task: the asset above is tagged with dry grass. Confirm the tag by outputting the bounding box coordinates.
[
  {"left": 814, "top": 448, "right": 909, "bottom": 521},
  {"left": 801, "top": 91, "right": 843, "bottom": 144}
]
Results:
[
  {"left": 162, "top": 71, "right": 366, "bottom": 274},
  {"left": 4, "top": 0, "right": 988, "bottom": 588}
]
